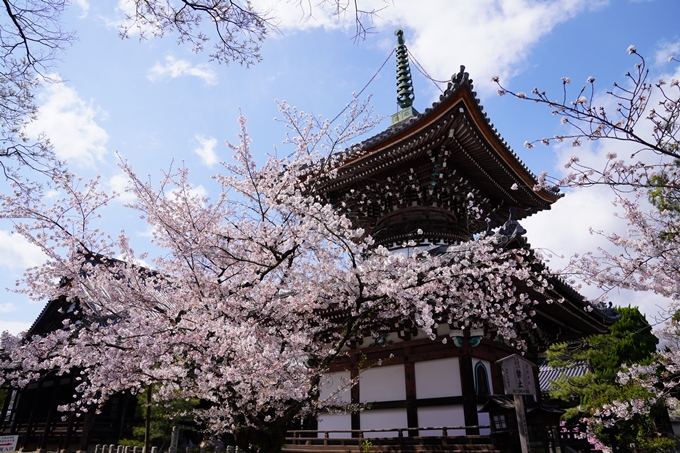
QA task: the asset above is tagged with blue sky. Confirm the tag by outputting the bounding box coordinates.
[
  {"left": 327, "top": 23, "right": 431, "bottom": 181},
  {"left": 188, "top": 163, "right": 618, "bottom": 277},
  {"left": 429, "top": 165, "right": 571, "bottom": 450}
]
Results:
[{"left": 1, "top": 0, "right": 679, "bottom": 334}]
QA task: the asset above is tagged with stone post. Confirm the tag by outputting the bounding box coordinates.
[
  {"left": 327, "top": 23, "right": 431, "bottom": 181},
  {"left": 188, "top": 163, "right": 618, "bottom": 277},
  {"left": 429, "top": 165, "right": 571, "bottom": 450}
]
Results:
[{"left": 169, "top": 426, "right": 179, "bottom": 453}]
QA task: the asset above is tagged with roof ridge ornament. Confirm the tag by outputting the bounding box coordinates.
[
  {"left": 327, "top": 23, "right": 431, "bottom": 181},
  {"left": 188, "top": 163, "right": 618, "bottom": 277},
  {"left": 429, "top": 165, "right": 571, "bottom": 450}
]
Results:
[{"left": 391, "top": 29, "right": 419, "bottom": 126}]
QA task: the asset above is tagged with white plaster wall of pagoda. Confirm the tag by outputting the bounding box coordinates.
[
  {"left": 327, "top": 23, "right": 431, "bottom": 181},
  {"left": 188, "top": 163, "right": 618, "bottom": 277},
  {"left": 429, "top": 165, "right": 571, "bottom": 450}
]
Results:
[
  {"left": 360, "top": 409, "right": 408, "bottom": 438},
  {"left": 477, "top": 407, "right": 491, "bottom": 435},
  {"left": 417, "top": 406, "right": 466, "bottom": 436},
  {"left": 414, "top": 358, "right": 462, "bottom": 399},
  {"left": 359, "top": 364, "right": 406, "bottom": 403},
  {"left": 318, "top": 371, "right": 351, "bottom": 403},
  {"left": 317, "top": 414, "right": 352, "bottom": 438}
]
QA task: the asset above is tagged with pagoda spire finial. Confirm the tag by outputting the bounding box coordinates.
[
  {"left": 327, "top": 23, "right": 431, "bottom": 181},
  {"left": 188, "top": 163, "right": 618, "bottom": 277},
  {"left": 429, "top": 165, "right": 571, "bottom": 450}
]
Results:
[
  {"left": 395, "top": 29, "right": 414, "bottom": 109},
  {"left": 391, "top": 29, "right": 418, "bottom": 126}
]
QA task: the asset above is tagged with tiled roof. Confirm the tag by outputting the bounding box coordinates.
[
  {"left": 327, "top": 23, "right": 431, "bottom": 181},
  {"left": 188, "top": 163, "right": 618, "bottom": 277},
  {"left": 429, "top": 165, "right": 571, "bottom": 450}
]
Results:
[{"left": 538, "top": 362, "right": 589, "bottom": 393}]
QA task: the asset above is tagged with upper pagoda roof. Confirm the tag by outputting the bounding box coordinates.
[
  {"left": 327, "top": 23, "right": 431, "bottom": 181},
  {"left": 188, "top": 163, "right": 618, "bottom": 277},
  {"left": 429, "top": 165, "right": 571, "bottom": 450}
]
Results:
[{"left": 322, "top": 66, "right": 561, "bottom": 227}]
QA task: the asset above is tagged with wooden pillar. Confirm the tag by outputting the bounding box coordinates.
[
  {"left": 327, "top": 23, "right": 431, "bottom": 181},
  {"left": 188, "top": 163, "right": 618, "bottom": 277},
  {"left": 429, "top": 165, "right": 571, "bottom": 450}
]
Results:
[
  {"left": 21, "top": 383, "right": 42, "bottom": 451},
  {"left": 350, "top": 364, "right": 360, "bottom": 435},
  {"left": 0, "top": 389, "right": 13, "bottom": 430},
  {"left": 459, "top": 348, "right": 479, "bottom": 435},
  {"left": 118, "top": 393, "right": 131, "bottom": 440},
  {"left": 39, "top": 380, "right": 61, "bottom": 450},
  {"left": 532, "top": 363, "right": 542, "bottom": 402},
  {"left": 8, "top": 390, "right": 21, "bottom": 435},
  {"left": 63, "top": 413, "right": 76, "bottom": 452},
  {"left": 79, "top": 407, "right": 96, "bottom": 452},
  {"left": 403, "top": 352, "right": 418, "bottom": 436}
]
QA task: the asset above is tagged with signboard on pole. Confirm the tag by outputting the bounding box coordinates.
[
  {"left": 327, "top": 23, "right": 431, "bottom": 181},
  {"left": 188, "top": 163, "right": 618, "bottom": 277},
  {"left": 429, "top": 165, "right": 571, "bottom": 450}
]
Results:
[
  {"left": 497, "top": 354, "right": 537, "bottom": 396},
  {"left": 0, "top": 435, "right": 19, "bottom": 453},
  {"left": 497, "top": 354, "right": 537, "bottom": 453}
]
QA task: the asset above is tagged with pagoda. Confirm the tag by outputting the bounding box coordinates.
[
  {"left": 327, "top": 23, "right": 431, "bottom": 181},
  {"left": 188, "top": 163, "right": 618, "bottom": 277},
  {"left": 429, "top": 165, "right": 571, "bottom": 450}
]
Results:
[{"left": 306, "top": 30, "right": 619, "bottom": 445}]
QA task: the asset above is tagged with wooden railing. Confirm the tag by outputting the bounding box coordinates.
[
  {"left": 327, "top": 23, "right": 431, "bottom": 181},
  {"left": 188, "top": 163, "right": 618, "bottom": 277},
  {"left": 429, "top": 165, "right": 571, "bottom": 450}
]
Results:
[{"left": 286, "top": 426, "right": 492, "bottom": 449}]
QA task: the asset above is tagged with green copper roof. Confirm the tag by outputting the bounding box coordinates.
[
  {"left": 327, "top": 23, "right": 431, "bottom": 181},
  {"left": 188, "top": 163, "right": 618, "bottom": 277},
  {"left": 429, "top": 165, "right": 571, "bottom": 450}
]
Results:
[
  {"left": 395, "top": 29, "right": 415, "bottom": 109},
  {"left": 391, "top": 29, "right": 418, "bottom": 125}
]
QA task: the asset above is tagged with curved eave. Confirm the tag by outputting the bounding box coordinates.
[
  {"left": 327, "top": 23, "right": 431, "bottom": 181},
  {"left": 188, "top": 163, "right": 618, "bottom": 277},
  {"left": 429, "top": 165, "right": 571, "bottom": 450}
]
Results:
[
  {"left": 525, "top": 261, "right": 619, "bottom": 340},
  {"left": 324, "top": 68, "right": 560, "bottom": 216}
]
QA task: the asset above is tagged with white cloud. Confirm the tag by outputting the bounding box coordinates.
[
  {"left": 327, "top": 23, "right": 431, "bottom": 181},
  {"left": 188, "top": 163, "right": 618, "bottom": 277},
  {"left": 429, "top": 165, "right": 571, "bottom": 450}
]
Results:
[
  {"left": 102, "top": 0, "right": 161, "bottom": 36},
  {"left": 194, "top": 135, "right": 220, "bottom": 167},
  {"left": 25, "top": 77, "right": 109, "bottom": 168},
  {"left": 147, "top": 56, "right": 219, "bottom": 85},
  {"left": 523, "top": 184, "right": 673, "bottom": 324},
  {"left": 74, "top": 0, "right": 90, "bottom": 18},
  {"left": 521, "top": 60, "right": 680, "bottom": 324},
  {"left": 0, "top": 320, "right": 32, "bottom": 335},
  {"left": 655, "top": 39, "right": 680, "bottom": 66},
  {"left": 0, "top": 230, "right": 48, "bottom": 271},
  {"left": 109, "top": 173, "right": 137, "bottom": 203},
  {"left": 253, "top": 0, "right": 607, "bottom": 96},
  {"left": 249, "top": 0, "right": 354, "bottom": 32},
  {"left": 0, "top": 303, "right": 16, "bottom": 313}
]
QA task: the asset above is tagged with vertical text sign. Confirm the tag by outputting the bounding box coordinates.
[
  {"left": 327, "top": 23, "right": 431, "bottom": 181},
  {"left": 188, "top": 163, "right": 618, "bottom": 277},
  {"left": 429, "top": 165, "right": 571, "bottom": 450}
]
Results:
[{"left": 498, "top": 354, "right": 536, "bottom": 396}]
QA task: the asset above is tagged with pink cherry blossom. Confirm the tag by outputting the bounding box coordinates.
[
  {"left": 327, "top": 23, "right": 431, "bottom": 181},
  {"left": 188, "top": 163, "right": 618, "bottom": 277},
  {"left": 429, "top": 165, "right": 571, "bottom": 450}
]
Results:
[{"left": 0, "top": 99, "right": 550, "bottom": 452}]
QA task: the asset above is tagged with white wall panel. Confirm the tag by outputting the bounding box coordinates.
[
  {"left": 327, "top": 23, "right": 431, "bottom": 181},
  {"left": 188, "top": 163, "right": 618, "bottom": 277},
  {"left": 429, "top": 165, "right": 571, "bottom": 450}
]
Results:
[
  {"left": 414, "top": 358, "right": 461, "bottom": 398},
  {"left": 417, "top": 406, "right": 466, "bottom": 436},
  {"left": 477, "top": 407, "right": 491, "bottom": 435},
  {"left": 319, "top": 371, "right": 351, "bottom": 403},
  {"left": 317, "top": 414, "right": 352, "bottom": 438},
  {"left": 360, "top": 409, "right": 408, "bottom": 438},
  {"left": 359, "top": 364, "right": 406, "bottom": 403}
]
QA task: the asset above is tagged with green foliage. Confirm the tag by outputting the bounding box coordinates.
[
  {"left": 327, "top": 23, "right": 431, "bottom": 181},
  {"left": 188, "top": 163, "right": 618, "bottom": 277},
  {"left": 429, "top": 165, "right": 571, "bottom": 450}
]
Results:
[
  {"left": 609, "top": 306, "right": 659, "bottom": 366},
  {"left": 361, "top": 439, "right": 373, "bottom": 453},
  {"left": 117, "top": 439, "right": 144, "bottom": 448},
  {"left": 124, "top": 390, "right": 200, "bottom": 450},
  {"left": 648, "top": 159, "right": 680, "bottom": 241},
  {"left": 547, "top": 306, "right": 667, "bottom": 452}
]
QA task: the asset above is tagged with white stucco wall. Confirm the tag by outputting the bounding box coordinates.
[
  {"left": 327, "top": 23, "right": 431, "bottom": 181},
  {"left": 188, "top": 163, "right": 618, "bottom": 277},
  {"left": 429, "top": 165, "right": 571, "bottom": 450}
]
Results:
[
  {"left": 417, "top": 405, "right": 466, "bottom": 436},
  {"left": 317, "top": 371, "right": 352, "bottom": 438},
  {"left": 318, "top": 371, "right": 351, "bottom": 403},
  {"left": 415, "top": 357, "right": 462, "bottom": 398},
  {"left": 360, "top": 409, "right": 408, "bottom": 438},
  {"left": 477, "top": 407, "right": 491, "bottom": 435},
  {"left": 317, "top": 413, "right": 352, "bottom": 438},
  {"left": 359, "top": 364, "right": 406, "bottom": 403}
]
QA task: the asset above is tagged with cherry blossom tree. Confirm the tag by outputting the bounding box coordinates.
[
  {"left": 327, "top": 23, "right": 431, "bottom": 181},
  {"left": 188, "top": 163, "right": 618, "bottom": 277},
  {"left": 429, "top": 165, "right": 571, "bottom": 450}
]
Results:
[
  {"left": 0, "top": 100, "right": 549, "bottom": 453},
  {"left": 494, "top": 48, "right": 680, "bottom": 435}
]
